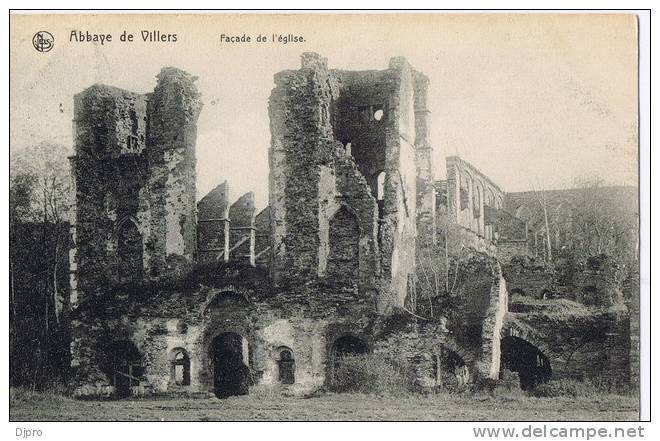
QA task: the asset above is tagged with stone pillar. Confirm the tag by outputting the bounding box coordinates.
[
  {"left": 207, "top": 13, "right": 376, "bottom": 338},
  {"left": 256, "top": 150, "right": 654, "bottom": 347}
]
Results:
[
  {"left": 451, "top": 164, "right": 461, "bottom": 225},
  {"left": 413, "top": 71, "right": 436, "bottom": 244},
  {"left": 478, "top": 184, "right": 485, "bottom": 237},
  {"left": 467, "top": 175, "right": 474, "bottom": 231}
]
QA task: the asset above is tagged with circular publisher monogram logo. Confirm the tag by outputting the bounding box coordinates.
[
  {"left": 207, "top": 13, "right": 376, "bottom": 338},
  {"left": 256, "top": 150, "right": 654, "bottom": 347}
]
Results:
[{"left": 32, "top": 31, "right": 54, "bottom": 52}]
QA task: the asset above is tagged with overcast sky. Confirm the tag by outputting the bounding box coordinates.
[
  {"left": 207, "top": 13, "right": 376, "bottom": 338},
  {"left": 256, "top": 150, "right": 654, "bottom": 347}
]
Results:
[{"left": 10, "top": 13, "right": 638, "bottom": 210}]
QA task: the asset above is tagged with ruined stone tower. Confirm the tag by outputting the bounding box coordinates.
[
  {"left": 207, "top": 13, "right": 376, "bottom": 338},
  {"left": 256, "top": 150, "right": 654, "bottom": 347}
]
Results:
[
  {"left": 269, "top": 53, "right": 434, "bottom": 311},
  {"left": 69, "top": 67, "right": 202, "bottom": 305}
]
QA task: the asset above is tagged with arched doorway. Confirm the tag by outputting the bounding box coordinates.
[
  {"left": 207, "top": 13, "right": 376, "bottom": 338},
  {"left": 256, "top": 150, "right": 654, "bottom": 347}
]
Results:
[
  {"left": 332, "top": 335, "right": 369, "bottom": 369},
  {"left": 500, "top": 336, "right": 551, "bottom": 390},
  {"left": 329, "top": 335, "right": 369, "bottom": 389},
  {"left": 438, "top": 346, "right": 470, "bottom": 390},
  {"left": 106, "top": 340, "right": 143, "bottom": 398},
  {"left": 211, "top": 332, "right": 250, "bottom": 398}
]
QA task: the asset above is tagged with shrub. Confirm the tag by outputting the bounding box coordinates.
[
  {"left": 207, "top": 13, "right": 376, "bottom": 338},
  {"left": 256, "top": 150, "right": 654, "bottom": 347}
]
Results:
[
  {"left": 530, "top": 377, "right": 634, "bottom": 398},
  {"left": 530, "top": 379, "right": 597, "bottom": 398},
  {"left": 10, "top": 386, "right": 71, "bottom": 405},
  {"left": 330, "top": 353, "right": 413, "bottom": 395}
]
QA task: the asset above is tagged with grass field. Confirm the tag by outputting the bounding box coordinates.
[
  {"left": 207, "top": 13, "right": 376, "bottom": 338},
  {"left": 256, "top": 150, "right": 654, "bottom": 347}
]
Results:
[{"left": 10, "top": 388, "right": 639, "bottom": 421}]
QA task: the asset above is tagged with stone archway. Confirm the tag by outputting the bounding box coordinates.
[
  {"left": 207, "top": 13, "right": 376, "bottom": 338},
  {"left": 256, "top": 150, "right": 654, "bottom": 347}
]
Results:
[
  {"left": 105, "top": 340, "right": 143, "bottom": 398},
  {"left": 328, "top": 334, "right": 370, "bottom": 386},
  {"left": 500, "top": 335, "right": 552, "bottom": 390},
  {"left": 211, "top": 332, "right": 250, "bottom": 398},
  {"left": 438, "top": 345, "right": 470, "bottom": 389},
  {"left": 332, "top": 335, "right": 369, "bottom": 360}
]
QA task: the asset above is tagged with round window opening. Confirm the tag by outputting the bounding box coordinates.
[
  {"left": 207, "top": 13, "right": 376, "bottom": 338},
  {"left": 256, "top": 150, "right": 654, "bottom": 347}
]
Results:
[{"left": 374, "top": 109, "right": 384, "bottom": 121}]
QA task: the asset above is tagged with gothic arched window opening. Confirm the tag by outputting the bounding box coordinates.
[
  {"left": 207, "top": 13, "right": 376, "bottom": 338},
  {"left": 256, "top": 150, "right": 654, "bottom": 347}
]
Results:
[
  {"left": 276, "top": 347, "right": 295, "bottom": 385},
  {"left": 171, "top": 348, "right": 191, "bottom": 386},
  {"left": 117, "top": 219, "right": 143, "bottom": 284}
]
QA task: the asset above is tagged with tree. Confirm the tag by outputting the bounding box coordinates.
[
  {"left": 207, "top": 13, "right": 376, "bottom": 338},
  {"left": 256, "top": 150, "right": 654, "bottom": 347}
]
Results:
[
  {"left": 567, "top": 178, "right": 638, "bottom": 271},
  {"left": 10, "top": 141, "right": 72, "bottom": 388},
  {"left": 414, "top": 206, "right": 467, "bottom": 320}
]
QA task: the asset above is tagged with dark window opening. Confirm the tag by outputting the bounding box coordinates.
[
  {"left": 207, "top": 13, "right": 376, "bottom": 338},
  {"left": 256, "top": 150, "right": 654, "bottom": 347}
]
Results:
[
  {"left": 126, "top": 109, "right": 139, "bottom": 151},
  {"left": 327, "top": 207, "right": 360, "bottom": 287},
  {"left": 117, "top": 220, "right": 143, "bottom": 285},
  {"left": 332, "top": 335, "right": 369, "bottom": 368},
  {"left": 357, "top": 105, "right": 385, "bottom": 123},
  {"left": 171, "top": 349, "right": 191, "bottom": 386},
  {"left": 459, "top": 187, "right": 469, "bottom": 210},
  {"left": 277, "top": 348, "right": 295, "bottom": 385},
  {"left": 129, "top": 109, "right": 138, "bottom": 135}
]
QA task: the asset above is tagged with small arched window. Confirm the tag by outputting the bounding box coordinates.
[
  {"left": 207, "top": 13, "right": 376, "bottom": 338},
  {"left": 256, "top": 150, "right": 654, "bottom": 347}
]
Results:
[
  {"left": 117, "top": 219, "right": 143, "bottom": 284},
  {"left": 171, "top": 349, "right": 191, "bottom": 386},
  {"left": 276, "top": 348, "right": 295, "bottom": 385},
  {"left": 345, "top": 142, "right": 352, "bottom": 157},
  {"left": 376, "top": 171, "right": 386, "bottom": 201}
]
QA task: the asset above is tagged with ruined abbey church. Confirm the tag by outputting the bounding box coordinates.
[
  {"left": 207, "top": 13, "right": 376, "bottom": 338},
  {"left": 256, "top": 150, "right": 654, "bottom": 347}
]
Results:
[{"left": 68, "top": 53, "right": 637, "bottom": 398}]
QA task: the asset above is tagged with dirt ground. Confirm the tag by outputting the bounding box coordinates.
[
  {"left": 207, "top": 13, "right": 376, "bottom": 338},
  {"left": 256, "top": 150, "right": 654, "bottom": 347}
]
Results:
[{"left": 10, "top": 389, "right": 639, "bottom": 421}]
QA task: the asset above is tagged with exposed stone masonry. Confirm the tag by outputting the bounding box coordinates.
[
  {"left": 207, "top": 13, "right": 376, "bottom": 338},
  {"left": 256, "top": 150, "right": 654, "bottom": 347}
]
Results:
[{"left": 67, "top": 54, "right": 636, "bottom": 399}]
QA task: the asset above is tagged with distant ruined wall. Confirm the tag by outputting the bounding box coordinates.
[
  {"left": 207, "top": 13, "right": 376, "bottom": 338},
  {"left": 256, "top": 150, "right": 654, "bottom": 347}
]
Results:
[{"left": 445, "top": 156, "right": 506, "bottom": 243}]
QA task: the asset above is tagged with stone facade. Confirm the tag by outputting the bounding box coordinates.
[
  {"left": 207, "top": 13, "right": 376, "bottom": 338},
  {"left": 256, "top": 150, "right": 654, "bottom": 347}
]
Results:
[
  {"left": 70, "top": 67, "right": 201, "bottom": 306},
  {"left": 68, "top": 55, "right": 637, "bottom": 399}
]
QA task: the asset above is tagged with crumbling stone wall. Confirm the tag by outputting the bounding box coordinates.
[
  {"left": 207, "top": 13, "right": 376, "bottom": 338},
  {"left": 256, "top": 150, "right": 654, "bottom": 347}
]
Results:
[
  {"left": 503, "top": 254, "right": 627, "bottom": 308},
  {"left": 269, "top": 53, "right": 343, "bottom": 285},
  {"left": 505, "top": 302, "right": 631, "bottom": 385},
  {"left": 197, "top": 181, "right": 230, "bottom": 263},
  {"left": 573, "top": 255, "right": 625, "bottom": 308},
  {"left": 145, "top": 68, "right": 201, "bottom": 278},
  {"left": 500, "top": 254, "right": 632, "bottom": 386},
  {"left": 70, "top": 68, "right": 201, "bottom": 305},
  {"left": 70, "top": 275, "right": 382, "bottom": 397},
  {"left": 228, "top": 192, "right": 256, "bottom": 265},
  {"left": 68, "top": 57, "right": 635, "bottom": 399},
  {"left": 269, "top": 53, "right": 420, "bottom": 309},
  {"left": 448, "top": 251, "right": 508, "bottom": 379}
]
